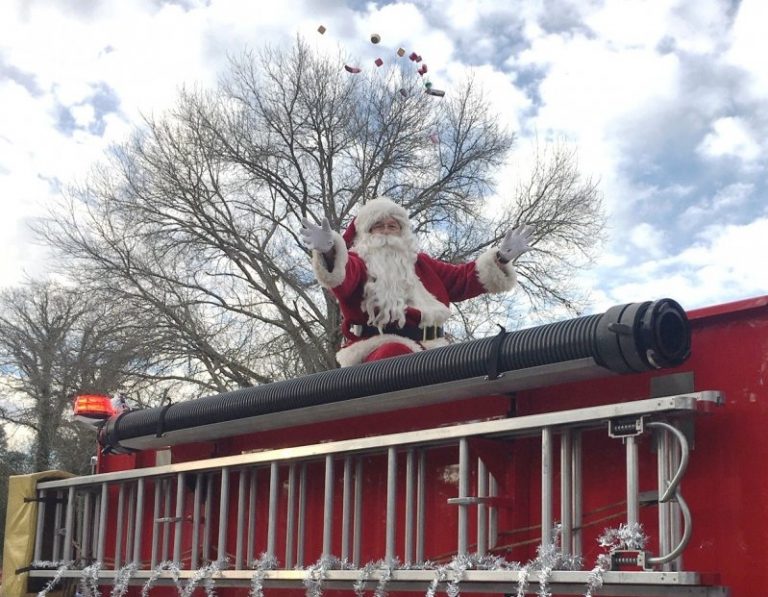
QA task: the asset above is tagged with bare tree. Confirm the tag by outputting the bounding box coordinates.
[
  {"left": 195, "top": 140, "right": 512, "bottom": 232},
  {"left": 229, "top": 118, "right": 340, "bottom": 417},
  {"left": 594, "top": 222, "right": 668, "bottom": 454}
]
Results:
[
  {"left": 39, "top": 37, "right": 604, "bottom": 388},
  {"left": 0, "top": 281, "right": 160, "bottom": 472}
]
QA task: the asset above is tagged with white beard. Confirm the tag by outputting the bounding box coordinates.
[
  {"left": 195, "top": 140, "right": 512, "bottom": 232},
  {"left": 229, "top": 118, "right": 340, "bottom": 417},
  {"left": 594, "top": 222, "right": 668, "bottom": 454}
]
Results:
[{"left": 354, "top": 234, "right": 451, "bottom": 329}]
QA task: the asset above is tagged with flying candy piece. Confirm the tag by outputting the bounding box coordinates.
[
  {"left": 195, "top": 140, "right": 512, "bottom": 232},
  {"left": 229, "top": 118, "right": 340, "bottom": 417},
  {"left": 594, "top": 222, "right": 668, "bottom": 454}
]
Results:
[
  {"left": 344, "top": 65, "right": 362, "bottom": 74},
  {"left": 399, "top": 88, "right": 408, "bottom": 97},
  {"left": 409, "top": 51, "right": 419, "bottom": 61},
  {"left": 426, "top": 88, "right": 445, "bottom": 97},
  {"left": 375, "top": 57, "right": 384, "bottom": 67},
  {"left": 371, "top": 33, "right": 381, "bottom": 44},
  {"left": 417, "top": 64, "right": 428, "bottom": 76},
  {"left": 397, "top": 47, "right": 405, "bottom": 57},
  {"left": 424, "top": 81, "right": 433, "bottom": 89},
  {"left": 317, "top": 25, "right": 327, "bottom": 34}
]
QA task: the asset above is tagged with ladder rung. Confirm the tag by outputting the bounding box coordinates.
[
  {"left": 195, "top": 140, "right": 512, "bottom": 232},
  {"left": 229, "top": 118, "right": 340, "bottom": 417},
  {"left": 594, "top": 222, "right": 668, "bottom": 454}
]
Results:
[{"left": 447, "top": 496, "right": 514, "bottom": 507}]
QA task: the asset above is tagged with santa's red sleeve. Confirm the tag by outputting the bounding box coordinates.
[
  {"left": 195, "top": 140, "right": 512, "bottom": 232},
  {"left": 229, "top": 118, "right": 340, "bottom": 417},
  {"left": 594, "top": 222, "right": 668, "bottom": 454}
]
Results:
[
  {"left": 421, "top": 247, "right": 518, "bottom": 302},
  {"left": 311, "top": 231, "right": 366, "bottom": 297}
]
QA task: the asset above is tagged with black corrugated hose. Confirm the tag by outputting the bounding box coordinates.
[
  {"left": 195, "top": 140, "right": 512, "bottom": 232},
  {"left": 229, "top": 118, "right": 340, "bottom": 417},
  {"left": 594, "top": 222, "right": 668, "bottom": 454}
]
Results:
[{"left": 99, "top": 299, "right": 690, "bottom": 451}]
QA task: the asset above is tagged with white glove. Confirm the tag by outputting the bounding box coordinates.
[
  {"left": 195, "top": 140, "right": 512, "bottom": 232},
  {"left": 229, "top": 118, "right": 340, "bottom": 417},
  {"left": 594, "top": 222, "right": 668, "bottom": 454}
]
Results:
[
  {"left": 497, "top": 224, "right": 534, "bottom": 263},
  {"left": 300, "top": 217, "right": 335, "bottom": 253}
]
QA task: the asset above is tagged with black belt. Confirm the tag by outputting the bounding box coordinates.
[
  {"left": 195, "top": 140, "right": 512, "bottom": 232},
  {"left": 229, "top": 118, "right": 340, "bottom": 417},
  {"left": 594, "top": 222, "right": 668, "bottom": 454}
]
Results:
[{"left": 351, "top": 324, "right": 444, "bottom": 342}]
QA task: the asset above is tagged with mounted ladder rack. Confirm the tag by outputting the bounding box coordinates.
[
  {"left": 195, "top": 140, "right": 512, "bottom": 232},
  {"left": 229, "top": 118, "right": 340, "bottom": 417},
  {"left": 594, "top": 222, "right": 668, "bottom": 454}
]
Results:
[{"left": 27, "top": 391, "right": 727, "bottom": 596}]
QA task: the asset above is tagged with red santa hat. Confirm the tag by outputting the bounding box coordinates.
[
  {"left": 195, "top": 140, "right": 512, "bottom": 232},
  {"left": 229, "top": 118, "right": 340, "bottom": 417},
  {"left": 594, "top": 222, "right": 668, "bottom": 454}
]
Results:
[{"left": 342, "top": 197, "right": 412, "bottom": 248}]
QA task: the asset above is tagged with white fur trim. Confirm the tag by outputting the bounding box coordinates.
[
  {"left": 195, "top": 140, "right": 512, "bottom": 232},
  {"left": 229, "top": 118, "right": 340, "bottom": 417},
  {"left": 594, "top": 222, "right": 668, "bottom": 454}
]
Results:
[
  {"left": 475, "top": 247, "right": 517, "bottom": 293},
  {"left": 421, "top": 337, "right": 450, "bottom": 350},
  {"left": 355, "top": 197, "right": 410, "bottom": 236},
  {"left": 408, "top": 277, "right": 452, "bottom": 326},
  {"left": 336, "top": 334, "right": 423, "bottom": 367},
  {"left": 312, "top": 231, "right": 348, "bottom": 289}
]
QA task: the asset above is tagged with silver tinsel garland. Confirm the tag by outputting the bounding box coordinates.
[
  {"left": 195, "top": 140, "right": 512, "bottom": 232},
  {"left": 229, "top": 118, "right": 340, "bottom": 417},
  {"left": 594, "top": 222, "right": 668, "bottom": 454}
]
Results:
[
  {"left": 79, "top": 561, "right": 102, "bottom": 597},
  {"left": 302, "top": 555, "right": 348, "bottom": 597},
  {"left": 249, "top": 553, "right": 278, "bottom": 597},
  {"left": 425, "top": 553, "right": 521, "bottom": 597},
  {"left": 598, "top": 522, "right": 648, "bottom": 551},
  {"left": 27, "top": 521, "right": 649, "bottom": 597},
  {"left": 513, "top": 525, "right": 582, "bottom": 597},
  {"left": 31, "top": 560, "right": 73, "bottom": 597},
  {"left": 112, "top": 562, "right": 139, "bottom": 597},
  {"left": 353, "top": 560, "right": 380, "bottom": 597},
  {"left": 515, "top": 566, "right": 529, "bottom": 597},
  {"left": 180, "top": 559, "right": 224, "bottom": 597},
  {"left": 372, "top": 558, "right": 397, "bottom": 597},
  {"left": 584, "top": 553, "right": 611, "bottom": 597},
  {"left": 424, "top": 563, "right": 448, "bottom": 597},
  {"left": 583, "top": 522, "right": 650, "bottom": 597},
  {"left": 139, "top": 561, "right": 180, "bottom": 597}
]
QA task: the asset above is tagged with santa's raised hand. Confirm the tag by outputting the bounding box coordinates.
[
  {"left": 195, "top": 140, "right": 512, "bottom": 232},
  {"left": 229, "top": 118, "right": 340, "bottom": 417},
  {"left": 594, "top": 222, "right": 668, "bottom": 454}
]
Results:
[
  {"left": 300, "top": 217, "right": 335, "bottom": 253},
  {"left": 497, "top": 224, "right": 535, "bottom": 263}
]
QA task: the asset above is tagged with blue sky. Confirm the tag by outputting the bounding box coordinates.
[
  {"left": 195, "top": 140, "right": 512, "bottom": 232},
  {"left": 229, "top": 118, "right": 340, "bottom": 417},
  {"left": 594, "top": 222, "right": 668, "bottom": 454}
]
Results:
[{"left": 1, "top": 0, "right": 766, "bottom": 314}]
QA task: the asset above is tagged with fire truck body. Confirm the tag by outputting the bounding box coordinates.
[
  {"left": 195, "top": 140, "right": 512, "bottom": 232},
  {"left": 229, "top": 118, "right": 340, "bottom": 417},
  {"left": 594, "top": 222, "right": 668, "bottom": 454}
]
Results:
[{"left": 5, "top": 295, "right": 767, "bottom": 596}]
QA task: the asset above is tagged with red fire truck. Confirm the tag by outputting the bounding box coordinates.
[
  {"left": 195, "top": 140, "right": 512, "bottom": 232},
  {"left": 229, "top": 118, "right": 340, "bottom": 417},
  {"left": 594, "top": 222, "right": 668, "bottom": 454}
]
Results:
[{"left": 4, "top": 295, "right": 765, "bottom": 597}]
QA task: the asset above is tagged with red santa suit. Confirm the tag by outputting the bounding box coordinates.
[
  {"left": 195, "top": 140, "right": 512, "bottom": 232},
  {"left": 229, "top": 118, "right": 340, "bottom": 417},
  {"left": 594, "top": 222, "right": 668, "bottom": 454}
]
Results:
[{"left": 312, "top": 198, "right": 519, "bottom": 366}]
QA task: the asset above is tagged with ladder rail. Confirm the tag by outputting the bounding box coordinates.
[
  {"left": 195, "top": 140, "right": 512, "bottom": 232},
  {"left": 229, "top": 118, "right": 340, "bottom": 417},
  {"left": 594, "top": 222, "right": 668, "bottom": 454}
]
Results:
[
  {"left": 560, "top": 428, "right": 573, "bottom": 555},
  {"left": 541, "top": 427, "right": 553, "bottom": 547},
  {"left": 33, "top": 489, "right": 46, "bottom": 562},
  {"left": 37, "top": 393, "right": 722, "bottom": 491}
]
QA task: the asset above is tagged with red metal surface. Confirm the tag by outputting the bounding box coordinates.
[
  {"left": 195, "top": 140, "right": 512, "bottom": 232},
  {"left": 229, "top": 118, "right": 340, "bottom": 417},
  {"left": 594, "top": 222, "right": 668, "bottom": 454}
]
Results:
[
  {"left": 687, "top": 293, "right": 768, "bottom": 321},
  {"left": 95, "top": 295, "right": 768, "bottom": 596},
  {"left": 509, "top": 295, "right": 768, "bottom": 595}
]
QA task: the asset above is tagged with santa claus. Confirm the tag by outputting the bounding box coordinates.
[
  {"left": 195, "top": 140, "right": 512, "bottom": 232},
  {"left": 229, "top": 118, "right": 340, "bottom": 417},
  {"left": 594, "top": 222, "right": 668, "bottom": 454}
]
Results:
[{"left": 301, "top": 197, "right": 533, "bottom": 367}]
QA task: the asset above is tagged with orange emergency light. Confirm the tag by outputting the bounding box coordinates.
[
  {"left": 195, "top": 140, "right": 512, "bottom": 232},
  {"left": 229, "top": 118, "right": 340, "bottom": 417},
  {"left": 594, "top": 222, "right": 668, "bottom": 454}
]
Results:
[{"left": 73, "top": 393, "right": 115, "bottom": 424}]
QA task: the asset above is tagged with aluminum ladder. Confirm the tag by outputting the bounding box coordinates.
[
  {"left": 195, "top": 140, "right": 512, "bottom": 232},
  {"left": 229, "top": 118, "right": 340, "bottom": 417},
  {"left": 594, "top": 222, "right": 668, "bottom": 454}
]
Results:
[{"left": 27, "top": 391, "right": 727, "bottom": 596}]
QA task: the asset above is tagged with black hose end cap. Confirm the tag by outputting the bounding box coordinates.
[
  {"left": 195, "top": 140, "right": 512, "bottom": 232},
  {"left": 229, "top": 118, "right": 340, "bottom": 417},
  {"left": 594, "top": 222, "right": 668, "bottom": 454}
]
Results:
[{"left": 639, "top": 298, "right": 691, "bottom": 369}]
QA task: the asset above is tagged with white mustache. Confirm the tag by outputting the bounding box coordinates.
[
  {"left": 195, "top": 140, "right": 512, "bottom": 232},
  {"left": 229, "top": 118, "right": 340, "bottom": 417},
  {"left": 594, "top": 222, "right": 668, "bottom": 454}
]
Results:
[{"left": 360, "top": 234, "right": 407, "bottom": 249}]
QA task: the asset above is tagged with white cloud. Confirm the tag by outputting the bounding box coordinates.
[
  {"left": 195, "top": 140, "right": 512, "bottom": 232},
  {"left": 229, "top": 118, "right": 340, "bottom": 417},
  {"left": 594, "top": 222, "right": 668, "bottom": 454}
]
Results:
[
  {"left": 448, "top": 64, "right": 532, "bottom": 133},
  {"left": 586, "top": 0, "right": 671, "bottom": 48},
  {"left": 586, "top": 0, "right": 731, "bottom": 55},
  {"left": 442, "top": 0, "right": 483, "bottom": 31},
  {"left": 680, "top": 182, "right": 754, "bottom": 228},
  {"left": 512, "top": 25, "right": 684, "bottom": 222},
  {"left": 70, "top": 103, "right": 96, "bottom": 129},
  {"left": 589, "top": 217, "right": 768, "bottom": 311},
  {"left": 628, "top": 222, "right": 665, "bottom": 258},
  {"left": 351, "top": 3, "right": 455, "bottom": 76},
  {"left": 697, "top": 116, "right": 762, "bottom": 162},
  {"left": 1, "top": 1, "right": 305, "bottom": 123},
  {"left": 726, "top": 0, "right": 768, "bottom": 98},
  {"left": 0, "top": 0, "right": 767, "bottom": 318},
  {"left": 0, "top": 0, "right": 312, "bottom": 288}
]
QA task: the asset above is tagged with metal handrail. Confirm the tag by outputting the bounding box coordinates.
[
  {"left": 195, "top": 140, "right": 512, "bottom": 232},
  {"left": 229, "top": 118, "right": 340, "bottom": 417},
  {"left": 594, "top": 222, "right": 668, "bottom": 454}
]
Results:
[
  {"left": 645, "top": 421, "right": 693, "bottom": 566},
  {"left": 647, "top": 421, "right": 690, "bottom": 502}
]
